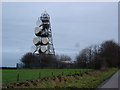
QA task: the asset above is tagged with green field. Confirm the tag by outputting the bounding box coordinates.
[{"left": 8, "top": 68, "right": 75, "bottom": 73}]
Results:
[
  {"left": 2, "top": 69, "right": 91, "bottom": 85},
  {"left": 15, "top": 68, "right": 118, "bottom": 88}
]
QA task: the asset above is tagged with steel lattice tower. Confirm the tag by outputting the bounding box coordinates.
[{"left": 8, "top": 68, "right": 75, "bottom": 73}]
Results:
[{"left": 33, "top": 11, "right": 55, "bottom": 55}]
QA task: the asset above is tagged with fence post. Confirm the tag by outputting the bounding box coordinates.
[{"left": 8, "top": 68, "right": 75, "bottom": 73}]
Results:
[
  {"left": 17, "top": 73, "right": 19, "bottom": 81},
  {"left": 39, "top": 72, "right": 41, "bottom": 79},
  {"left": 62, "top": 72, "right": 64, "bottom": 75},
  {"left": 52, "top": 72, "right": 54, "bottom": 76}
]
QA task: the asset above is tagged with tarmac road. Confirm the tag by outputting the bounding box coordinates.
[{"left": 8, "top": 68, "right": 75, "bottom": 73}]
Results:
[{"left": 98, "top": 70, "right": 120, "bottom": 89}]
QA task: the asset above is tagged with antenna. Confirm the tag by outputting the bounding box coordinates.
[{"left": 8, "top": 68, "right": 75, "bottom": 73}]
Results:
[{"left": 33, "top": 11, "right": 55, "bottom": 55}]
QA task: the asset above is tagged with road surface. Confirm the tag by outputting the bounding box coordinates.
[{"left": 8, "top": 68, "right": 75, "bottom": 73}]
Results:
[{"left": 98, "top": 70, "right": 120, "bottom": 89}]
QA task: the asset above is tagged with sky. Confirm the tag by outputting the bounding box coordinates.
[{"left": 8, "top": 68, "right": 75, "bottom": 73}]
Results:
[{"left": 2, "top": 2, "right": 118, "bottom": 67}]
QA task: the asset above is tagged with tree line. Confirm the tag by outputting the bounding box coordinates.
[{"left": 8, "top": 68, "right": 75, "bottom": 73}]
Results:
[
  {"left": 20, "top": 40, "right": 120, "bottom": 69},
  {"left": 20, "top": 53, "right": 73, "bottom": 69}
]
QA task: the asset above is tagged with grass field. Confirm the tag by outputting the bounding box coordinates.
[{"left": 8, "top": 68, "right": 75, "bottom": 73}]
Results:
[
  {"left": 15, "top": 68, "right": 118, "bottom": 88},
  {"left": 2, "top": 69, "right": 91, "bottom": 85}
]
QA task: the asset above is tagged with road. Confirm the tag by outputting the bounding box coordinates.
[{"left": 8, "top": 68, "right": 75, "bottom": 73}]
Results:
[{"left": 98, "top": 70, "right": 120, "bottom": 89}]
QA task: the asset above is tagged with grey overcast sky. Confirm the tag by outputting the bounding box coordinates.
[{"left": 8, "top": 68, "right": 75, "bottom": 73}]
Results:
[{"left": 2, "top": 2, "right": 118, "bottom": 67}]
